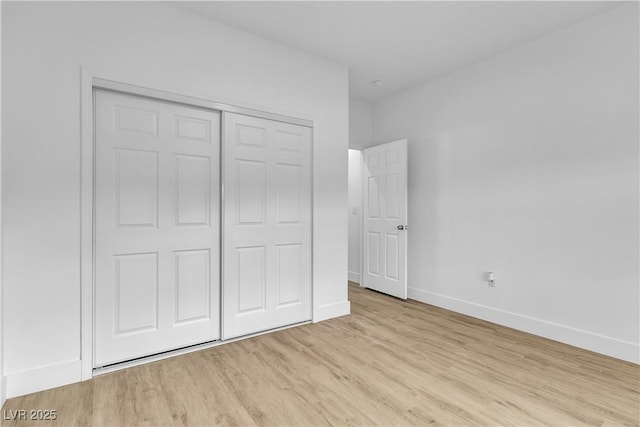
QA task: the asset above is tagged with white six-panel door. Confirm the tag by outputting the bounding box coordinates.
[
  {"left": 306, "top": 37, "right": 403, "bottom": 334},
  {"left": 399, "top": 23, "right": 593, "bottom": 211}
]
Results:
[
  {"left": 222, "top": 113, "right": 312, "bottom": 339},
  {"left": 94, "top": 90, "right": 220, "bottom": 367},
  {"left": 362, "top": 140, "right": 408, "bottom": 299}
]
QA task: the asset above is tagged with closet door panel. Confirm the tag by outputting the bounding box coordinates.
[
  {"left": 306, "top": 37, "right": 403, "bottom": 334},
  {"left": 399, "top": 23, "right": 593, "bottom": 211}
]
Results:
[
  {"left": 94, "top": 90, "right": 220, "bottom": 367},
  {"left": 223, "top": 113, "right": 312, "bottom": 339}
]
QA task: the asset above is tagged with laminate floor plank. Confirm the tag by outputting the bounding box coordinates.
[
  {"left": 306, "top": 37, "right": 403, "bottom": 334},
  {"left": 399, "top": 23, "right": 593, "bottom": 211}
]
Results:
[{"left": 2, "top": 282, "right": 638, "bottom": 426}]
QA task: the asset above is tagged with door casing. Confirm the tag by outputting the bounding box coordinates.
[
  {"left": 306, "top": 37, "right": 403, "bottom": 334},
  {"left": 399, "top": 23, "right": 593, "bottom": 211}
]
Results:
[{"left": 80, "top": 68, "right": 314, "bottom": 380}]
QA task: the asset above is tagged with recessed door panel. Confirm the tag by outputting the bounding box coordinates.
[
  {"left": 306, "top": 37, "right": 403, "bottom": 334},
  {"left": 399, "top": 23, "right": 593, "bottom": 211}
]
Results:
[
  {"left": 368, "top": 176, "right": 381, "bottom": 218},
  {"left": 115, "top": 105, "right": 158, "bottom": 136},
  {"left": 368, "top": 232, "right": 380, "bottom": 275},
  {"left": 95, "top": 89, "right": 220, "bottom": 367},
  {"left": 277, "top": 244, "right": 302, "bottom": 306},
  {"left": 115, "top": 149, "right": 158, "bottom": 227},
  {"left": 175, "top": 155, "right": 210, "bottom": 226},
  {"left": 115, "top": 253, "right": 158, "bottom": 334},
  {"left": 385, "top": 234, "right": 399, "bottom": 280},
  {"left": 237, "top": 160, "right": 266, "bottom": 225},
  {"left": 237, "top": 124, "right": 266, "bottom": 149},
  {"left": 385, "top": 173, "right": 400, "bottom": 219},
  {"left": 175, "top": 249, "right": 210, "bottom": 323},
  {"left": 175, "top": 115, "right": 211, "bottom": 143},
  {"left": 368, "top": 153, "right": 379, "bottom": 168},
  {"left": 223, "top": 113, "right": 311, "bottom": 339},
  {"left": 277, "top": 131, "right": 301, "bottom": 152},
  {"left": 385, "top": 149, "right": 399, "bottom": 166},
  {"left": 277, "top": 163, "right": 301, "bottom": 224},
  {"left": 237, "top": 246, "right": 266, "bottom": 313}
]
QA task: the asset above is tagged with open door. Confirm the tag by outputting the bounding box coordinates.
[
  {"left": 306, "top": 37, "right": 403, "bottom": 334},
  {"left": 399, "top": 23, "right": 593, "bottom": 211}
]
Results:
[{"left": 362, "top": 139, "right": 408, "bottom": 299}]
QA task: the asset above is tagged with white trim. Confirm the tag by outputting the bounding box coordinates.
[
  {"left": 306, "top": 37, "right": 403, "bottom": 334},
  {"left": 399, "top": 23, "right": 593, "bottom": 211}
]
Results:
[
  {"left": 92, "top": 78, "right": 312, "bottom": 128},
  {"left": 360, "top": 149, "right": 365, "bottom": 286},
  {"left": 309, "top": 127, "right": 315, "bottom": 328},
  {"left": 311, "top": 161, "right": 318, "bottom": 320},
  {"left": 348, "top": 271, "right": 361, "bottom": 284},
  {"left": 80, "top": 67, "right": 94, "bottom": 381},
  {"left": 359, "top": 147, "right": 365, "bottom": 289},
  {"left": 219, "top": 112, "right": 227, "bottom": 348},
  {"left": 357, "top": 146, "right": 363, "bottom": 291},
  {"left": 0, "top": 2, "right": 4, "bottom": 407},
  {"left": 1, "top": 376, "right": 6, "bottom": 408},
  {"left": 5, "top": 361, "right": 82, "bottom": 399},
  {"left": 313, "top": 301, "right": 351, "bottom": 323},
  {"left": 408, "top": 287, "right": 640, "bottom": 364}
]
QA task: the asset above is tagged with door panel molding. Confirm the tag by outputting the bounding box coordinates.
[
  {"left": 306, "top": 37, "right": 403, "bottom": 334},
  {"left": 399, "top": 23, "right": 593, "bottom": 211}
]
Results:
[{"left": 93, "top": 77, "right": 312, "bottom": 127}]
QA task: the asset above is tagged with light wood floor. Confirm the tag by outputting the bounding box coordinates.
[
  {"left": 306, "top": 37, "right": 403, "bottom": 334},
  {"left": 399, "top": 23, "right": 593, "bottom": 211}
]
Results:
[{"left": 2, "top": 282, "right": 638, "bottom": 426}]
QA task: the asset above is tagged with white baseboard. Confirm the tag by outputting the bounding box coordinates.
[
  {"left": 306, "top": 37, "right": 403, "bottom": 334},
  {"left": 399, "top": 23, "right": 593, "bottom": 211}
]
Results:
[
  {"left": 348, "top": 271, "right": 361, "bottom": 284},
  {"left": 408, "top": 287, "right": 639, "bottom": 364},
  {"left": 314, "top": 300, "right": 351, "bottom": 323},
  {"left": 5, "top": 360, "right": 82, "bottom": 399},
  {"left": 1, "top": 375, "right": 6, "bottom": 408}
]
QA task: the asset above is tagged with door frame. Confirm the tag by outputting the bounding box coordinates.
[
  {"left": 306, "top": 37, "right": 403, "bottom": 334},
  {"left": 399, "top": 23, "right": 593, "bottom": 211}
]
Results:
[{"left": 80, "top": 67, "right": 314, "bottom": 380}]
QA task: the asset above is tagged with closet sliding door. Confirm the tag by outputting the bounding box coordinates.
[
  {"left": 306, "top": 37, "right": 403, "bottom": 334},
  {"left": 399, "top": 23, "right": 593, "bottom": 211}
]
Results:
[
  {"left": 94, "top": 90, "right": 220, "bottom": 367},
  {"left": 222, "top": 113, "right": 312, "bottom": 339}
]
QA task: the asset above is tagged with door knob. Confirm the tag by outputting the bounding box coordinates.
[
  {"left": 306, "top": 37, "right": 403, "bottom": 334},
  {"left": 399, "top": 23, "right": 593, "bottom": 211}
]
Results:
[{"left": 397, "top": 225, "right": 405, "bottom": 230}]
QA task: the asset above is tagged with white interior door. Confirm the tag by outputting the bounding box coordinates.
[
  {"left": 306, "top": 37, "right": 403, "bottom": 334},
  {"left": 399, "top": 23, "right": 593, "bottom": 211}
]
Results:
[
  {"left": 94, "top": 89, "right": 220, "bottom": 367},
  {"left": 362, "top": 139, "right": 408, "bottom": 299},
  {"left": 223, "top": 112, "right": 312, "bottom": 339}
]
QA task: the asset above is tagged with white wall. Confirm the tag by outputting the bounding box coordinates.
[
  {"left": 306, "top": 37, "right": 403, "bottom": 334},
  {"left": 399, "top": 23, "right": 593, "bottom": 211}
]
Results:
[
  {"left": 373, "top": 4, "right": 639, "bottom": 362},
  {"left": 348, "top": 150, "right": 362, "bottom": 283},
  {"left": 349, "top": 98, "right": 373, "bottom": 149},
  {"left": 347, "top": 98, "right": 373, "bottom": 283},
  {"left": 1, "top": 1, "right": 349, "bottom": 398}
]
